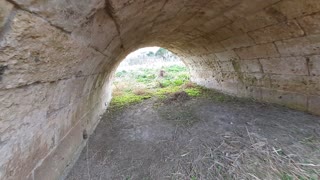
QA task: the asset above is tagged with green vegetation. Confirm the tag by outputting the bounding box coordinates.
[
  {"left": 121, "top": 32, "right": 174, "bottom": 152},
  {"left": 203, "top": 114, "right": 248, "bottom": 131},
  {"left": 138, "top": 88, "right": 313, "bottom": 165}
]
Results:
[
  {"left": 110, "top": 93, "right": 151, "bottom": 108},
  {"left": 111, "top": 64, "right": 236, "bottom": 109},
  {"left": 115, "top": 65, "right": 189, "bottom": 86},
  {"left": 112, "top": 65, "right": 202, "bottom": 108},
  {"left": 155, "top": 48, "right": 167, "bottom": 59}
]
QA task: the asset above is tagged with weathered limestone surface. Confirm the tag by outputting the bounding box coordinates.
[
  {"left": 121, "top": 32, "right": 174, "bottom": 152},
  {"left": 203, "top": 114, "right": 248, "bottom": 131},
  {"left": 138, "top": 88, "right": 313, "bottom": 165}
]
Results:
[
  {"left": 0, "top": 0, "right": 13, "bottom": 30},
  {"left": 0, "top": 0, "right": 320, "bottom": 179}
]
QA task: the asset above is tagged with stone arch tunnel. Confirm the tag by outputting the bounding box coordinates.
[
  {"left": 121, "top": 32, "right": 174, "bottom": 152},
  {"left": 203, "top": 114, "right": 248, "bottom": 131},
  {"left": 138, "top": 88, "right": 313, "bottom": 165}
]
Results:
[{"left": 0, "top": 0, "right": 320, "bottom": 179}]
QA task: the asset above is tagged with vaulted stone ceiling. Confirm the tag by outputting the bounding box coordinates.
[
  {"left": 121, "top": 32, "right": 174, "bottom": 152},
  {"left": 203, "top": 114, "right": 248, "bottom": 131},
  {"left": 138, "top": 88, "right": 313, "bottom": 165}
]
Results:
[{"left": 0, "top": 0, "right": 320, "bottom": 179}]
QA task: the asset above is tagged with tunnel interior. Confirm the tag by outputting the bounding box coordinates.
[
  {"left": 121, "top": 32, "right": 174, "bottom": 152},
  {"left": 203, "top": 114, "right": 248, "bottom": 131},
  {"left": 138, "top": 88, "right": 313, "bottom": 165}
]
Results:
[{"left": 1, "top": 0, "right": 320, "bottom": 179}]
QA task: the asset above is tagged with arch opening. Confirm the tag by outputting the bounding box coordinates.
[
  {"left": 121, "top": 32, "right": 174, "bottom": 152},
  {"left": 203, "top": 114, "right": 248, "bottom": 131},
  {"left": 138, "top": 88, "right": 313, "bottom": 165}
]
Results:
[{"left": 110, "top": 46, "right": 200, "bottom": 108}]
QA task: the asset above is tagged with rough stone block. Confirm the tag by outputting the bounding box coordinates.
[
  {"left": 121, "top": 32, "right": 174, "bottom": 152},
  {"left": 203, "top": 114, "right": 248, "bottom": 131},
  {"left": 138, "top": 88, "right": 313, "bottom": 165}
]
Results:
[
  {"left": 0, "top": 11, "right": 107, "bottom": 89},
  {"left": 260, "top": 57, "right": 308, "bottom": 75},
  {"left": 115, "top": 0, "right": 163, "bottom": 28},
  {"left": 249, "top": 20, "right": 304, "bottom": 44},
  {"left": 103, "top": 36, "right": 123, "bottom": 58},
  {"left": 209, "top": 25, "right": 243, "bottom": 42},
  {"left": 275, "top": 35, "right": 320, "bottom": 57},
  {"left": 239, "top": 59, "right": 262, "bottom": 73},
  {"left": 270, "top": 0, "right": 320, "bottom": 19},
  {"left": 224, "top": 0, "right": 280, "bottom": 20},
  {"left": 193, "top": 76, "right": 221, "bottom": 90},
  {"left": 218, "top": 61, "right": 235, "bottom": 72},
  {"left": 219, "top": 81, "right": 239, "bottom": 95},
  {"left": 298, "top": 12, "right": 320, "bottom": 35},
  {"left": 221, "top": 34, "right": 255, "bottom": 50},
  {"left": 241, "top": 73, "right": 269, "bottom": 87},
  {"left": 108, "top": 0, "right": 136, "bottom": 11},
  {"left": 34, "top": 116, "right": 89, "bottom": 180},
  {"left": 11, "top": 0, "right": 105, "bottom": 31},
  {"left": 307, "top": 76, "right": 320, "bottom": 96},
  {"left": 192, "top": 37, "right": 224, "bottom": 54},
  {"left": 0, "top": 0, "right": 13, "bottom": 30},
  {"left": 269, "top": 75, "right": 309, "bottom": 94},
  {"left": 308, "top": 95, "right": 320, "bottom": 115},
  {"left": 235, "top": 43, "right": 280, "bottom": 60},
  {"left": 309, "top": 55, "right": 320, "bottom": 76},
  {"left": 237, "top": 85, "right": 262, "bottom": 100},
  {"left": 261, "top": 88, "right": 308, "bottom": 111},
  {"left": 231, "top": 10, "right": 281, "bottom": 32},
  {"left": 200, "top": 16, "right": 232, "bottom": 33},
  {"left": 215, "top": 50, "right": 239, "bottom": 62},
  {"left": 73, "top": 9, "right": 118, "bottom": 52},
  {"left": 205, "top": 42, "right": 226, "bottom": 53},
  {"left": 0, "top": 107, "right": 50, "bottom": 180}
]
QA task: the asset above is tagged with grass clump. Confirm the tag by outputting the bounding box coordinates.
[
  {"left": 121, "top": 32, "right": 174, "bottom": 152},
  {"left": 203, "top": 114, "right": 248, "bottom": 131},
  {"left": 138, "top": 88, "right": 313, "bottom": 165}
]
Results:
[
  {"left": 110, "top": 92, "right": 151, "bottom": 109},
  {"left": 185, "top": 87, "right": 202, "bottom": 97},
  {"left": 154, "top": 86, "right": 181, "bottom": 96}
]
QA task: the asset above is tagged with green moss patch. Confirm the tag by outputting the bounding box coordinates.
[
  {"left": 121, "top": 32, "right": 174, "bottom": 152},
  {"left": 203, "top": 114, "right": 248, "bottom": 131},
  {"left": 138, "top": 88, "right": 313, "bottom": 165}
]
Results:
[{"left": 110, "top": 93, "right": 151, "bottom": 109}]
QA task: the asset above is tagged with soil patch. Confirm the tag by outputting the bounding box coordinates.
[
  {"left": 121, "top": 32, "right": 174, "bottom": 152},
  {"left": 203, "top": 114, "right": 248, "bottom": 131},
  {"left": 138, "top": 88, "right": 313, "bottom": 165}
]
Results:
[{"left": 66, "top": 96, "right": 320, "bottom": 180}]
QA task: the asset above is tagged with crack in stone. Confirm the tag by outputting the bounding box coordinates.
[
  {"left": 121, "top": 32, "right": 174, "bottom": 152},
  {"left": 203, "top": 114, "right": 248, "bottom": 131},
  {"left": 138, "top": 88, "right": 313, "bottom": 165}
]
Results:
[
  {"left": 272, "top": 41, "right": 282, "bottom": 56},
  {"left": 306, "top": 57, "right": 311, "bottom": 76},
  {"left": 170, "top": 0, "right": 213, "bottom": 34},
  {"left": 101, "top": 35, "right": 119, "bottom": 55},
  {"left": 149, "top": 0, "right": 169, "bottom": 31},
  {"left": 257, "top": 59, "right": 265, "bottom": 74},
  {"left": 104, "top": 0, "right": 125, "bottom": 51},
  {"left": 0, "top": 72, "right": 103, "bottom": 91},
  {"left": 189, "top": 0, "right": 285, "bottom": 42}
]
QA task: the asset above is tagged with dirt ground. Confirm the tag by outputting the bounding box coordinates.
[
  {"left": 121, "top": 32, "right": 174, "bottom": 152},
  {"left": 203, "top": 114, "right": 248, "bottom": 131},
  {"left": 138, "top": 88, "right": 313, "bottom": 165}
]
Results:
[{"left": 66, "top": 94, "right": 320, "bottom": 180}]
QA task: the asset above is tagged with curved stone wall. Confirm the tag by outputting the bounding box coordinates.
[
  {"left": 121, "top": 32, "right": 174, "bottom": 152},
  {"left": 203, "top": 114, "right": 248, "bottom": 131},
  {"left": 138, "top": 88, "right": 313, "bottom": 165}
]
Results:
[{"left": 0, "top": 0, "right": 319, "bottom": 179}]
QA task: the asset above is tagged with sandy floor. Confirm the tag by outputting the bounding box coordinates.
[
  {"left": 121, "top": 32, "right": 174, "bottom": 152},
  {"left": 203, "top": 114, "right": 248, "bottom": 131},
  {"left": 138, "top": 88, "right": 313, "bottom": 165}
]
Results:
[{"left": 66, "top": 95, "right": 320, "bottom": 180}]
